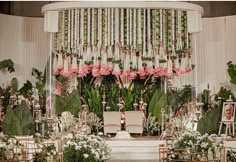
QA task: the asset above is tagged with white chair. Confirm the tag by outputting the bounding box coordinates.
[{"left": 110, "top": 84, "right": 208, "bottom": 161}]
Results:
[
  {"left": 125, "top": 111, "right": 143, "bottom": 135},
  {"left": 103, "top": 111, "right": 121, "bottom": 135}
]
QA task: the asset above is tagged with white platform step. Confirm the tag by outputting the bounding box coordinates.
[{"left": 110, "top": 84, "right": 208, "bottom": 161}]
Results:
[{"left": 106, "top": 137, "right": 166, "bottom": 160}]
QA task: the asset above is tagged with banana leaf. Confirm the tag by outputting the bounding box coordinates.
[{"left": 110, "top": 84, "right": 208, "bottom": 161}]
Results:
[
  {"left": 15, "top": 101, "right": 35, "bottom": 135},
  {"left": 2, "top": 106, "right": 22, "bottom": 136},
  {"left": 63, "top": 90, "right": 81, "bottom": 117},
  {"left": 153, "top": 94, "right": 168, "bottom": 121},
  {"left": 0, "top": 59, "right": 14, "bottom": 73},
  {"left": 148, "top": 90, "right": 162, "bottom": 115},
  {"left": 55, "top": 94, "right": 65, "bottom": 116}
]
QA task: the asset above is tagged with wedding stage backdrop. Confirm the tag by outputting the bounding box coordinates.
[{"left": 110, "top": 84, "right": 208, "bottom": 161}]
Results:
[{"left": 0, "top": 13, "right": 236, "bottom": 94}]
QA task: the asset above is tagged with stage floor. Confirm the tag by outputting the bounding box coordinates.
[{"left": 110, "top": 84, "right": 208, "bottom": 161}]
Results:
[{"left": 105, "top": 135, "right": 166, "bottom": 161}]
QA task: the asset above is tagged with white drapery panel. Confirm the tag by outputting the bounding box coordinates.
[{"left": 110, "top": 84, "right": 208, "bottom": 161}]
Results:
[
  {"left": 194, "top": 17, "right": 227, "bottom": 94},
  {"left": 0, "top": 14, "right": 49, "bottom": 88}
]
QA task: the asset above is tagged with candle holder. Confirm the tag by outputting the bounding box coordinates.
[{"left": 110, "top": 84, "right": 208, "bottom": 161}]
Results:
[
  {"left": 102, "top": 91, "right": 106, "bottom": 111},
  {"left": 33, "top": 102, "right": 42, "bottom": 136}
]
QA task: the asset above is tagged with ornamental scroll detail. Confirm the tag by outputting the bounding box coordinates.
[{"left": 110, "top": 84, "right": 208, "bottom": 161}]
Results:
[{"left": 53, "top": 8, "right": 192, "bottom": 80}]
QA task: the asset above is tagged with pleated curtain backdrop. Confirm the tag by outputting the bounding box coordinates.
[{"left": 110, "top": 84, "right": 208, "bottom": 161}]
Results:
[
  {"left": 0, "top": 13, "right": 49, "bottom": 88},
  {"left": 0, "top": 13, "right": 236, "bottom": 95}
]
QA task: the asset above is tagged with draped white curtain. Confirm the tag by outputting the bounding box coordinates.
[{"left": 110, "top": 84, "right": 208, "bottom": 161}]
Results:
[
  {"left": 0, "top": 14, "right": 49, "bottom": 88},
  {"left": 0, "top": 13, "right": 236, "bottom": 95}
]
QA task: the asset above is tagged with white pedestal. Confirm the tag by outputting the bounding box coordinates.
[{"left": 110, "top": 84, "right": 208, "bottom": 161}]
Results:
[{"left": 114, "top": 131, "right": 133, "bottom": 139}]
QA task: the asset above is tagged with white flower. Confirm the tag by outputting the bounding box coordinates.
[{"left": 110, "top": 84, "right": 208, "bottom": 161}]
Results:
[{"left": 83, "top": 153, "right": 89, "bottom": 159}]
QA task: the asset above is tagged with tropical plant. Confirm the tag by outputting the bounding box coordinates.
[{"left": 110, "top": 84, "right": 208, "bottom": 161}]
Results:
[
  {"left": 63, "top": 134, "right": 111, "bottom": 162},
  {"left": 0, "top": 59, "right": 15, "bottom": 73},
  {"left": 197, "top": 104, "right": 221, "bottom": 135},
  {"left": 227, "top": 61, "right": 236, "bottom": 84},
  {"left": 85, "top": 86, "right": 103, "bottom": 118},
  {"left": 148, "top": 90, "right": 168, "bottom": 121},
  {"left": 14, "top": 100, "right": 35, "bottom": 135},
  {"left": 168, "top": 85, "right": 193, "bottom": 114},
  {"left": 2, "top": 106, "right": 22, "bottom": 136},
  {"left": 63, "top": 90, "right": 81, "bottom": 117}
]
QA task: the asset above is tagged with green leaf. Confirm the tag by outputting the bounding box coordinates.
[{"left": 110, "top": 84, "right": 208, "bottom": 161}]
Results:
[
  {"left": 11, "top": 77, "right": 18, "bottom": 91},
  {"left": 63, "top": 90, "right": 81, "bottom": 117},
  {"left": 0, "top": 59, "right": 15, "bottom": 73},
  {"left": 2, "top": 106, "right": 22, "bottom": 136},
  {"left": 55, "top": 94, "right": 65, "bottom": 116},
  {"left": 19, "top": 80, "right": 33, "bottom": 95},
  {"left": 15, "top": 101, "right": 35, "bottom": 135}
]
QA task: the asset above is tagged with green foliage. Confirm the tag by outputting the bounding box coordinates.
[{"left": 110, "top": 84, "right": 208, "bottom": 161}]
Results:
[
  {"left": 63, "top": 90, "right": 81, "bottom": 117},
  {"left": 11, "top": 77, "right": 18, "bottom": 91},
  {"left": 148, "top": 90, "right": 168, "bottom": 121},
  {"left": 2, "top": 106, "right": 22, "bottom": 136},
  {"left": 168, "top": 85, "right": 193, "bottom": 114},
  {"left": 0, "top": 59, "right": 15, "bottom": 73},
  {"left": 105, "top": 84, "right": 119, "bottom": 111},
  {"left": 120, "top": 87, "right": 134, "bottom": 111},
  {"left": 227, "top": 61, "right": 236, "bottom": 84},
  {"left": 19, "top": 80, "right": 33, "bottom": 97},
  {"left": 55, "top": 94, "right": 65, "bottom": 116},
  {"left": 15, "top": 101, "right": 35, "bottom": 135},
  {"left": 85, "top": 86, "right": 103, "bottom": 118},
  {"left": 143, "top": 113, "right": 160, "bottom": 135},
  {"left": 197, "top": 105, "right": 221, "bottom": 135},
  {"left": 216, "top": 86, "right": 235, "bottom": 101}
]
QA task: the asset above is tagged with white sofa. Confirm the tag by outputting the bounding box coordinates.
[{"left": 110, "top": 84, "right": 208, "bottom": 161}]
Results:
[
  {"left": 125, "top": 111, "right": 143, "bottom": 135},
  {"left": 103, "top": 111, "right": 121, "bottom": 135}
]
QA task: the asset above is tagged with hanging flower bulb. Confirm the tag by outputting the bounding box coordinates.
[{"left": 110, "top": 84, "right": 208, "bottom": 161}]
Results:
[
  {"left": 68, "top": 55, "right": 72, "bottom": 71},
  {"left": 71, "top": 55, "right": 78, "bottom": 72},
  {"left": 180, "top": 55, "right": 186, "bottom": 74},
  {"left": 186, "top": 56, "right": 192, "bottom": 72},
  {"left": 174, "top": 55, "right": 180, "bottom": 75},
  {"left": 100, "top": 48, "right": 109, "bottom": 75},
  {"left": 112, "top": 43, "right": 121, "bottom": 77},
  {"left": 145, "top": 43, "right": 154, "bottom": 75},
  {"left": 78, "top": 59, "right": 85, "bottom": 77},
  {"left": 53, "top": 54, "right": 58, "bottom": 75},
  {"left": 92, "top": 48, "right": 100, "bottom": 77},
  {"left": 60, "top": 56, "right": 72, "bottom": 77},
  {"left": 107, "top": 45, "right": 113, "bottom": 72},
  {"left": 129, "top": 50, "right": 137, "bottom": 80},
  {"left": 122, "top": 51, "right": 131, "bottom": 77},
  {"left": 153, "top": 48, "right": 161, "bottom": 78},
  {"left": 112, "top": 63, "right": 121, "bottom": 76},
  {"left": 137, "top": 52, "right": 146, "bottom": 79},
  {"left": 165, "top": 57, "right": 173, "bottom": 77},
  {"left": 57, "top": 52, "right": 63, "bottom": 70}
]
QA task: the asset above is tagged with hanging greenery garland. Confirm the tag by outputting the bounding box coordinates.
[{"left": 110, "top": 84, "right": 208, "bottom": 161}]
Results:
[{"left": 54, "top": 8, "right": 192, "bottom": 80}]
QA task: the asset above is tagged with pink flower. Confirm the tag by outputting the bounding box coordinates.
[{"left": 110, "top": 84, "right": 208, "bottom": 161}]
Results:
[
  {"left": 129, "top": 72, "right": 137, "bottom": 80},
  {"left": 60, "top": 71, "right": 72, "bottom": 77}
]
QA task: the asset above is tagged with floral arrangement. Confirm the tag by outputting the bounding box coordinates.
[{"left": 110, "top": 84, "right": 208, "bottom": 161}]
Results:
[
  {"left": 143, "top": 113, "right": 159, "bottom": 135},
  {"left": 0, "top": 136, "right": 23, "bottom": 160},
  {"left": 168, "top": 129, "right": 220, "bottom": 161},
  {"left": 227, "top": 149, "right": 236, "bottom": 162},
  {"left": 63, "top": 134, "right": 111, "bottom": 162},
  {"left": 33, "top": 141, "right": 58, "bottom": 162}
]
